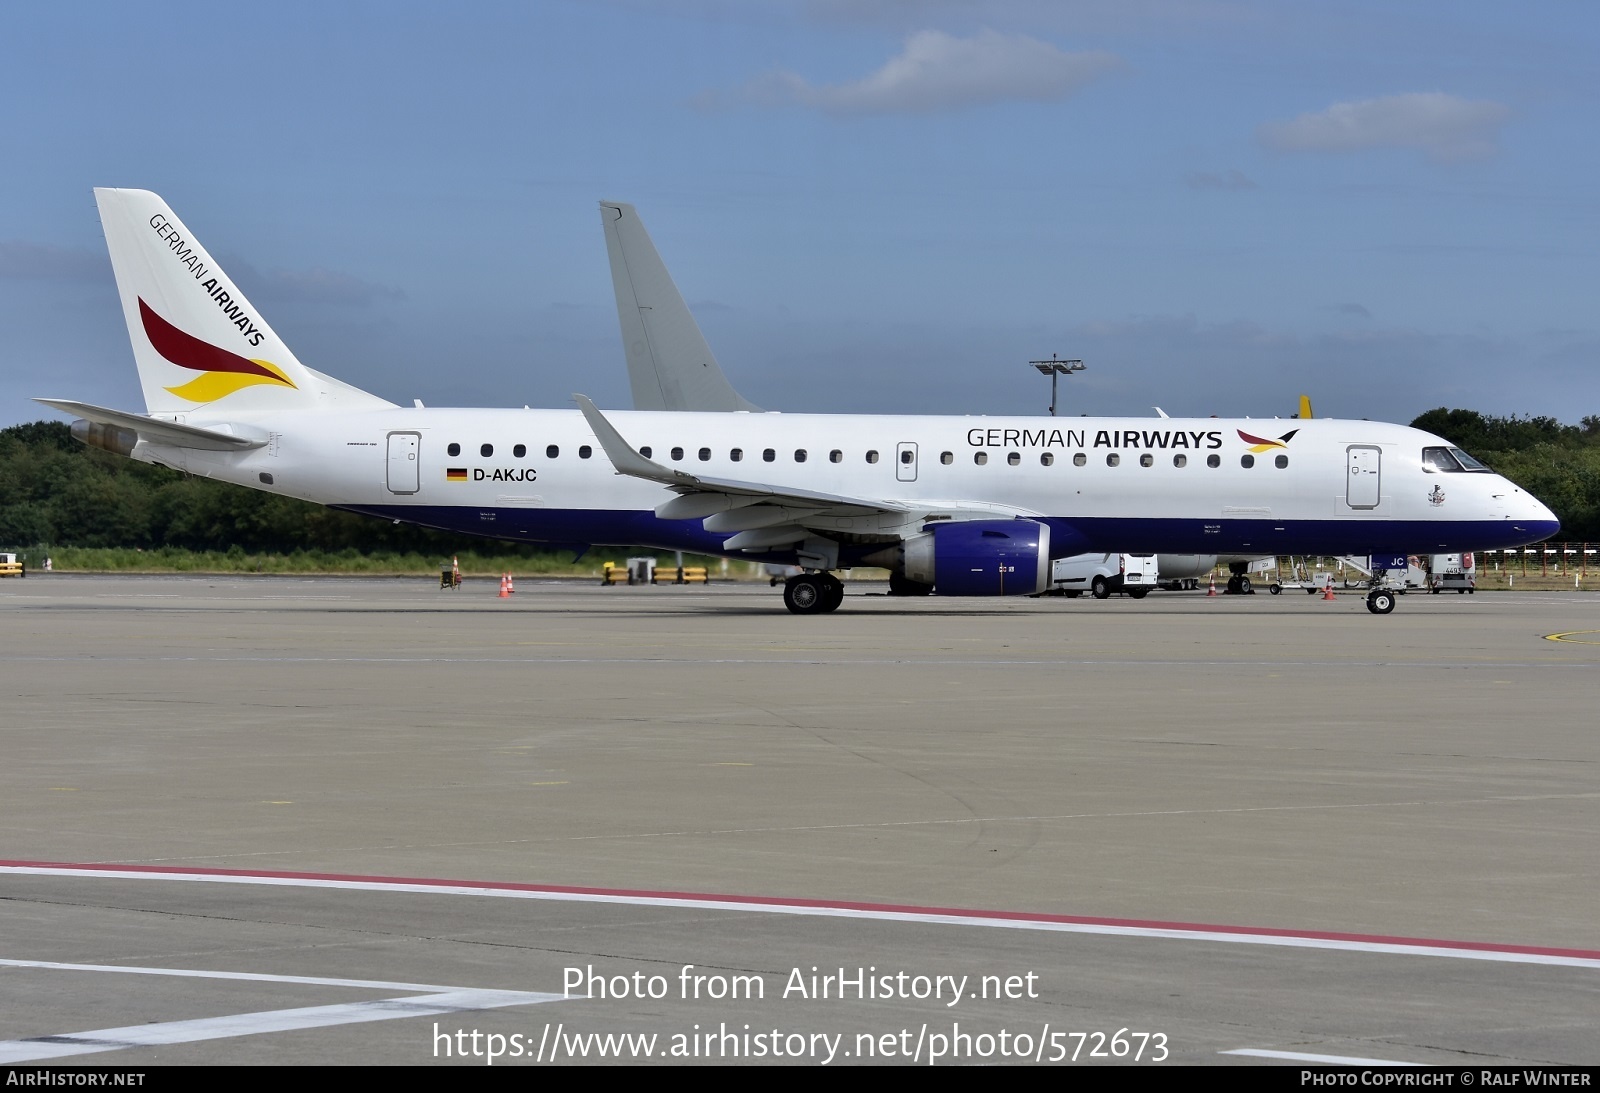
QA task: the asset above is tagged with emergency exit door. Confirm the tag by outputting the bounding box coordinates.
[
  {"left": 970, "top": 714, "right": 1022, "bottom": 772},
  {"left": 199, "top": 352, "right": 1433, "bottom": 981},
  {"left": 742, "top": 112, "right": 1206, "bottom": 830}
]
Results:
[
  {"left": 387, "top": 432, "right": 420, "bottom": 494},
  {"left": 1346, "top": 445, "right": 1380, "bottom": 509},
  {"left": 896, "top": 442, "right": 918, "bottom": 482}
]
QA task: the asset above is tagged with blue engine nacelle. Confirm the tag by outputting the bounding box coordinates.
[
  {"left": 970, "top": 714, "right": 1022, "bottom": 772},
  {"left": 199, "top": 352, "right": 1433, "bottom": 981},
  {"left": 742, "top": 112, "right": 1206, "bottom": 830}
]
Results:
[{"left": 901, "top": 519, "right": 1052, "bottom": 596}]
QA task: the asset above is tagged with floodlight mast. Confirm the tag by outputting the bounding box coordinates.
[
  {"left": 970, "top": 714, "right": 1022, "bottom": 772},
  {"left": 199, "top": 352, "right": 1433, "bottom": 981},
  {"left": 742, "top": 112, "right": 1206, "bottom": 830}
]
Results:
[{"left": 1030, "top": 355, "right": 1085, "bottom": 417}]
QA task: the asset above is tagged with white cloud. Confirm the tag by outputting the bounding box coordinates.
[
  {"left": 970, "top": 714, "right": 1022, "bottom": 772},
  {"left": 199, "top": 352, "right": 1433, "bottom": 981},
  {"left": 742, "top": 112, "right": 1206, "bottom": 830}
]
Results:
[
  {"left": 1258, "top": 92, "right": 1511, "bottom": 164},
  {"left": 724, "top": 29, "right": 1122, "bottom": 115}
]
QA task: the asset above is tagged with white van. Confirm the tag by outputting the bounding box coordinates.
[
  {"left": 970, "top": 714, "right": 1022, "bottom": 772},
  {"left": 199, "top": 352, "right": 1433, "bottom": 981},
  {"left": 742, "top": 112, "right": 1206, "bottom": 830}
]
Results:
[{"left": 1049, "top": 553, "right": 1159, "bottom": 599}]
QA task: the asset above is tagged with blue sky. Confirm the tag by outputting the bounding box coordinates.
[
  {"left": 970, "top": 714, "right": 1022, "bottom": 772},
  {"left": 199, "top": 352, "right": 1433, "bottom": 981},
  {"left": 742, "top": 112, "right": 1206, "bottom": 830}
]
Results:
[{"left": 2, "top": 0, "right": 1595, "bottom": 429}]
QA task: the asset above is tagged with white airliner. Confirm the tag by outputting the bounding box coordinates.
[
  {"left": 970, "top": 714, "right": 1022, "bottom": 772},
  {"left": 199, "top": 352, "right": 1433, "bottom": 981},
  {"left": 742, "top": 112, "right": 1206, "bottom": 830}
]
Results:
[{"left": 39, "top": 189, "right": 1557, "bottom": 615}]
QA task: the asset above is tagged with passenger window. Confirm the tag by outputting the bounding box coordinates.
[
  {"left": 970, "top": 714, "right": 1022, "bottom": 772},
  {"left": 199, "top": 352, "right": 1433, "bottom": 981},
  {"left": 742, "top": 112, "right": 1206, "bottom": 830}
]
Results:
[
  {"left": 940, "top": 452, "right": 953, "bottom": 465},
  {"left": 447, "top": 443, "right": 461, "bottom": 457},
  {"left": 579, "top": 445, "right": 592, "bottom": 459},
  {"left": 639, "top": 446, "right": 652, "bottom": 458},
  {"left": 794, "top": 449, "right": 807, "bottom": 463},
  {"left": 1139, "top": 453, "right": 1153, "bottom": 467},
  {"left": 730, "top": 448, "right": 743, "bottom": 462},
  {"left": 671, "top": 447, "right": 684, "bottom": 461},
  {"left": 1173, "top": 454, "right": 1187, "bottom": 468},
  {"left": 763, "top": 449, "right": 776, "bottom": 462},
  {"left": 698, "top": 447, "right": 711, "bottom": 461},
  {"left": 1275, "top": 454, "right": 1288, "bottom": 469},
  {"left": 1073, "top": 453, "right": 1086, "bottom": 467},
  {"left": 901, "top": 450, "right": 914, "bottom": 464},
  {"left": 513, "top": 444, "right": 526, "bottom": 458},
  {"left": 1040, "top": 453, "right": 1054, "bottom": 466},
  {"left": 1007, "top": 452, "right": 1020, "bottom": 466},
  {"left": 1241, "top": 454, "right": 1255, "bottom": 468},
  {"left": 547, "top": 445, "right": 559, "bottom": 459},
  {"left": 1106, "top": 453, "right": 1120, "bottom": 467},
  {"left": 866, "top": 450, "right": 880, "bottom": 464},
  {"left": 830, "top": 450, "right": 842, "bottom": 463},
  {"left": 481, "top": 443, "right": 494, "bottom": 457},
  {"left": 974, "top": 452, "right": 988, "bottom": 466},
  {"left": 1206, "top": 454, "right": 1220, "bottom": 468}
]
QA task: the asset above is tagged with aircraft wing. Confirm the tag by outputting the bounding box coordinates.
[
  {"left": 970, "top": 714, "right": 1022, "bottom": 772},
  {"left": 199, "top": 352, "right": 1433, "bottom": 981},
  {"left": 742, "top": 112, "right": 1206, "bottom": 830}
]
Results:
[
  {"left": 35, "top": 399, "right": 268, "bottom": 451},
  {"left": 574, "top": 395, "right": 1042, "bottom": 549}
]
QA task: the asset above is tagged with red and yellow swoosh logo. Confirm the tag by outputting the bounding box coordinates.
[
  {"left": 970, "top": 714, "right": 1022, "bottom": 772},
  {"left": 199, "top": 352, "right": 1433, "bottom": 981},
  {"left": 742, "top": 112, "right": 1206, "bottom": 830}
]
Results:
[
  {"left": 139, "top": 298, "right": 296, "bottom": 401},
  {"left": 1237, "top": 428, "right": 1298, "bottom": 453}
]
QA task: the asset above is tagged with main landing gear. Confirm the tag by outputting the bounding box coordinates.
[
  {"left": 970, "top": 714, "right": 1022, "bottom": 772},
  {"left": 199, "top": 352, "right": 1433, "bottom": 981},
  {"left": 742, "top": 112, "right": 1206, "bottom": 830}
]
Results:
[
  {"left": 783, "top": 572, "right": 846, "bottom": 615},
  {"left": 1365, "top": 589, "right": 1396, "bottom": 615}
]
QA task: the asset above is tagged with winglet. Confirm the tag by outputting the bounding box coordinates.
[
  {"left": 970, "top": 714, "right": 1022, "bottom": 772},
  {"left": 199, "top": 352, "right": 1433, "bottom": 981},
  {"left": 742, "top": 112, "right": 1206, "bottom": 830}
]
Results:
[
  {"left": 572, "top": 394, "right": 695, "bottom": 487},
  {"left": 599, "top": 201, "right": 760, "bottom": 413}
]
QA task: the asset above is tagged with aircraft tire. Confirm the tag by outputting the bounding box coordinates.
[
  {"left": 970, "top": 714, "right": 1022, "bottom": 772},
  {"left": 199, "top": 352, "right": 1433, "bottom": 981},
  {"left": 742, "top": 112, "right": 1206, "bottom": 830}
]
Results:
[
  {"left": 820, "top": 575, "right": 845, "bottom": 612},
  {"left": 1367, "top": 590, "right": 1396, "bottom": 615},
  {"left": 1238, "top": 575, "right": 1253, "bottom": 595},
  {"left": 784, "top": 575, "right": 827, "bottom": 615}
]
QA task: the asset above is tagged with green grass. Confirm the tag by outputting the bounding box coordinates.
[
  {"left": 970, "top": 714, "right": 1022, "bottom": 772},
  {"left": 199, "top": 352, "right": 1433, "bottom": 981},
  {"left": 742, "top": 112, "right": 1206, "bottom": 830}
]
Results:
[{"left": 10, "top": 545, "right": 747, "bottom": 578}]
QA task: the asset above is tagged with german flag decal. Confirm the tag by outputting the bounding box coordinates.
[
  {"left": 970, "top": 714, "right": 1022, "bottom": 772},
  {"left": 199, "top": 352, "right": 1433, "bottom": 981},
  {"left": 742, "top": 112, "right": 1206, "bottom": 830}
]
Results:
[{"left": 446, "top": 468, "right": 468, "bottom": 482}]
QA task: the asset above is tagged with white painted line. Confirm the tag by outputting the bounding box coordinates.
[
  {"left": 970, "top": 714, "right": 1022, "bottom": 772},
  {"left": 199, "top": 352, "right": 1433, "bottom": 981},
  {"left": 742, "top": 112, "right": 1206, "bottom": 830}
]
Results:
[
  {"left": 0, "top": 957, "right": 455, "bottom": 993},
  {"left": 1222, "top": 1048, "right": 1421, "bottom": 1065},
  {"left": 8, "top": 863, "right": 1600, "bottom": 970},
  {"left": 0, "top": 988, "right": 563, "bottom": 1064}
]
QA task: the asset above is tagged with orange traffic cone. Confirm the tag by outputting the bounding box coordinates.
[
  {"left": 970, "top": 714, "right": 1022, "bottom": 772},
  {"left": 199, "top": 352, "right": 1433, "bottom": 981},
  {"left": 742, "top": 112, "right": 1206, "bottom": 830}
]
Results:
[
  {"left": 1322, "top": 577, "right": 1336, "bottom": 601},
  {"left": 498, "top": 574, "right": 511, "bottom": 598},
  {"left": 505, "top": 573, "right": 515, "bottom": 594},
  {"left": 1206, "top": 572, "right": 1217, "bottom": 597}
]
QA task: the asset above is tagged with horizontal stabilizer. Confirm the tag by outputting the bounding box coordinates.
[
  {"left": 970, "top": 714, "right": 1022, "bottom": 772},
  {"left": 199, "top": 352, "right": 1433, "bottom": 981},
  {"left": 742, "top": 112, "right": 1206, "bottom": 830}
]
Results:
[{"left": 34, "top": 399, "right": 267, "bottom": 451}]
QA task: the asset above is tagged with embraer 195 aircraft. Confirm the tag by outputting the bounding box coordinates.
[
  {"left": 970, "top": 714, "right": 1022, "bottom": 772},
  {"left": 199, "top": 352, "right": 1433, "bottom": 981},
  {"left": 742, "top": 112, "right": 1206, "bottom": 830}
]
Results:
[{"left": 40, "top": 189, "right": 1557, "bottom": 615}]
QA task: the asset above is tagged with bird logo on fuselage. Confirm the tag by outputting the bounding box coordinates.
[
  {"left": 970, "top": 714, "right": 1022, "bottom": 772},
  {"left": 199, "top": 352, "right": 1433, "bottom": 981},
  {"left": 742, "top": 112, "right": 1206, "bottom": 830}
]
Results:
[{"left": 1236, "top": 428, "right": 1298, "bottom": 453}]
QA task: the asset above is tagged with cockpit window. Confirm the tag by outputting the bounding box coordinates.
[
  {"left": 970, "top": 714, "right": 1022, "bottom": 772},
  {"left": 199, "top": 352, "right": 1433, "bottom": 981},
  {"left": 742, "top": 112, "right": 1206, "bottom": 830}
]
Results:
[
  {"left": 1423, "top": 446, "right": 1492, "bottom": 473},
  {"left": 1422, "top": 447, "right": 1462, "bottom": 472}
]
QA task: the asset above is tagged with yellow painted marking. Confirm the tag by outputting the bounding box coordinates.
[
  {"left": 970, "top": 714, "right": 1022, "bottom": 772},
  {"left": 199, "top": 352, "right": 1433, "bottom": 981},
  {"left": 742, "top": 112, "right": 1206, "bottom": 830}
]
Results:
[
  {"left": 528, "top": 781, "right": 569, "bottom": 786},
  {"left": 713, "top": 762, "right": 753, "bottom": 767},
  {"left": 1545, "top": 630, "right": 1600, "bottom": 645},
  {"left": 48, "top": 787, "right": 78, "bottom": 792},
  {"left": 264, "top": 801, "right": 294, "bottom": 805}
]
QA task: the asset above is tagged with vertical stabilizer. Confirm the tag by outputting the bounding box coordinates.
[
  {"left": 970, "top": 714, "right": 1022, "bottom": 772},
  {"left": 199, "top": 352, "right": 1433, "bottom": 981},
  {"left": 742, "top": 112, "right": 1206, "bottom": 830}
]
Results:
[
  {"left": 600, "top": 201, "right": 759, "bottom": 412},
  {"left": 95, "top": 188, "right": 393, "bottom": 415}
]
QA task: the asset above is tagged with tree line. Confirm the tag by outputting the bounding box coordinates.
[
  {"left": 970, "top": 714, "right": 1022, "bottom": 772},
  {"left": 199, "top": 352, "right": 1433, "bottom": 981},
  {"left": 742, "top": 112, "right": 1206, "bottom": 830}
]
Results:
[
  {"left": 1410, "top": 409, "right": 1600, "bottom": 541},
  {"left": 3, "top": 409, "right": 1597, "bottom": 553}
]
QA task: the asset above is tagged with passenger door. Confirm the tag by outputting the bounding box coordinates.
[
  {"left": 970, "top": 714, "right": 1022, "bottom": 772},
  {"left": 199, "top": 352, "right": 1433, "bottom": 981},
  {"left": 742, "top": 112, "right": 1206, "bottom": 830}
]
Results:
[{"left": 1346, "top": 446, "right": 1381, "bottom": 509}]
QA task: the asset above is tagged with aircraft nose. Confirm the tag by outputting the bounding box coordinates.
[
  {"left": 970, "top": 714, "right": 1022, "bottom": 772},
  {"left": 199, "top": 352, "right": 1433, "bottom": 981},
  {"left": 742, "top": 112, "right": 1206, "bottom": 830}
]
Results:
[{"left": 1508, "top": 490, "right": 1560, "bottom": 542}]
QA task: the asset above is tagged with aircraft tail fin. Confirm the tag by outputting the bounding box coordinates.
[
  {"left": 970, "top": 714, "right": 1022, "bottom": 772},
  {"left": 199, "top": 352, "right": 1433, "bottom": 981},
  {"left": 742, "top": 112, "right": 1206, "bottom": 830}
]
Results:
[
  {"left": 94, "top": 188, "right": 394, "bottom": 416},
  {"left": 599, "top": 201, "right": 759, "bottom": 412}
]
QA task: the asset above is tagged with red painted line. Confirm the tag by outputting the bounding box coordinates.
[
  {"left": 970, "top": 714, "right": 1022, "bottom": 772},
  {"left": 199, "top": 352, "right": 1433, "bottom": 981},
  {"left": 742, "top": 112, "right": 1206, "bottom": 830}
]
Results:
[{"left": 5, "top": 858, "right": 1598, "bottom": 962}]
